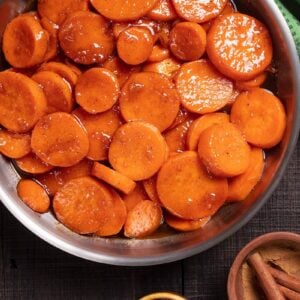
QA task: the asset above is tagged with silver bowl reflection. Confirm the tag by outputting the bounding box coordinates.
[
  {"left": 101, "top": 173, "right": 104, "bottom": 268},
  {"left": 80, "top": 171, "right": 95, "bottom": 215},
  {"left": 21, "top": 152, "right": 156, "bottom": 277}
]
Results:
[{"left": 0, "top": 0, "right": 299, "bottom": 266}]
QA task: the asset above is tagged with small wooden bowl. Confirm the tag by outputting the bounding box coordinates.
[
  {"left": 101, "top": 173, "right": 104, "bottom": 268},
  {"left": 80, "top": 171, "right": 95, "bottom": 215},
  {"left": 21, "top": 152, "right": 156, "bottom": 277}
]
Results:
[{"left": 227, "top": 232, "right": 300, "bottom": 300}]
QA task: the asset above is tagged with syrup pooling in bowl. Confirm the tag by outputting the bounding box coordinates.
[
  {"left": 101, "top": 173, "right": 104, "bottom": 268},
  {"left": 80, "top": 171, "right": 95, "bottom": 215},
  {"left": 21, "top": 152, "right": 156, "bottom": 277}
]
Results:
[{"left": 0, "top": 0, "right": 286, "bottom": 239}]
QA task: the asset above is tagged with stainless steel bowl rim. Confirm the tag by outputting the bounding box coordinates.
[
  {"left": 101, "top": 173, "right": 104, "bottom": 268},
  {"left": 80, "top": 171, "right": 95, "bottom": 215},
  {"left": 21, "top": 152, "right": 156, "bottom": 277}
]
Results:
[{"left": 0, "top": 0, "right": 299, "bottom": 266}]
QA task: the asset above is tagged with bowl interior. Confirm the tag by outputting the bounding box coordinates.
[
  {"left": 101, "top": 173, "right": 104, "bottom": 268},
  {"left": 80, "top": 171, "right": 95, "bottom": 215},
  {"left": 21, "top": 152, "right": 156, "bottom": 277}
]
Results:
[{"left": 0, "top": 0, "right": 299, "bottom": 266}]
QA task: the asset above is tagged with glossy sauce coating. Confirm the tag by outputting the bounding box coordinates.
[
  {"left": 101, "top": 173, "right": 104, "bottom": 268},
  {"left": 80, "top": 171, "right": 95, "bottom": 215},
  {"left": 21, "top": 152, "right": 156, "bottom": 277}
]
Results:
[
  {"left": 172, "top": 0, "right": 228, "bottom": 23},
  {"left": 176, "top": 59, "right": 233, "bottom": 114},
  {"left": 59, "top": 11, "right": 114, "bottom": 65},
  {"left": 207, "top": 13, "right": 273, "bottom": 81}
]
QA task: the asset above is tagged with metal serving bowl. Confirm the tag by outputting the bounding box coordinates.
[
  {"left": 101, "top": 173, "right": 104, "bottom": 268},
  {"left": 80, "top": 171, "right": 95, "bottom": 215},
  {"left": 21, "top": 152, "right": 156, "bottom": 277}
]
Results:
[{"left": 0, "top": 0, "right": 299, "bottom": 266}]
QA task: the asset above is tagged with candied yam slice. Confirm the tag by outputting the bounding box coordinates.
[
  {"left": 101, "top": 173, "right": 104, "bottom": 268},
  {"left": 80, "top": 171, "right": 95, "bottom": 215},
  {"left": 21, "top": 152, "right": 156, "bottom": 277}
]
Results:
[
  {"left": 169, "top": 22, "right": 206, "bottom": 61},
  {"left": 120, "top": 72, "right": 180, "bottom": 132},
  {"left": 163, "top": 117, "right": 195, "bottom": 153},
  {"left": 53, "top": 177, "right": 114, "bottom": 234},
  {"left": 227, "top": 147, "right": 265, "bottom": 202},
  {"left": 172, "top": 0, "right": 228, "bottom": 23},
  {"left": 3, "top": 14, "right": 49, "bottom": 68},
  {"left": 187, "top": 112, "right": 229, "bottom": 151},
  {"left": 143, "top": 58, "right": 181, "bottom": 78},
  {"left": 0, "top": 71, "right": 47, "bottom": 133},
  {"left": 0, "top": 129, "right": 31, "bottom": 159},
  {"left": 15, "top": 152, "right": 54, "bottom": 174},
  {"left": 90, "top": 0, "right": 159, "bottom": 21},
  {"left": 75, "top": 68, "right": 120, "bottom": 114},
  {"left": 198, "top": 123, "right": 251, "bottom": 177},
  {"left": 58, "top": 11, "right": 114, "bottom": 65},
  {"left": 17, "top": 179, "right": 50, "bottom": 213},
  {"left": 38, "top": 0, "right": 89, "bottom": 25},
  {"left": 73, "top": 107, "right": 122, "bottom": 161},
  {"left": 92, "top": 162, "right": 136, "bottom": 195},
  {"left": 32, "top": 71, "right": 74, "bottom": 113},
  {"left": 147, "top": 0, "right": 178, "bottom": 21},
  {"left": 31, "top": 112, "right": 89, "bottom": 167},
  {"left": 123, "top": 183, "right": 148, "bottom": 212},
  {"left": 165, "top": 213, "right": 210, "bottom": 232},
  {"left": 117, "top": 26, "right": 154, "bottom": 65},
  {"left": 124, "top": 200, "right": 163, "bottom": 238},
  {"left": 39, "top": 62, "right": 79, "bottom": 87},
  {"left": 143, "top": 176, "right": 161, "bottom": 203},
  {"left": 157, "top": 151, "right": 228, "bottom": 219},
  {"left": 109, "top": 121, "right": 167, "bottom": 181},
  {"left": 96, "top": 188, "right": 127, "bottom": 237},
  {"left": 207, "top": 13, "right": 273, "bottom": 81},
  {"left": 230, "top": 88, "right": 286, "bottom": 149},
  {"left": 175, "top": 59, "right": 233, "bottom": 114}
]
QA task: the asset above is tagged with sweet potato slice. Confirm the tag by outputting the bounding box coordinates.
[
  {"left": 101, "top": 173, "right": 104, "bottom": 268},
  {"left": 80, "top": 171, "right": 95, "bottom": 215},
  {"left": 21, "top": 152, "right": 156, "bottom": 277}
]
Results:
[
  {"left": 15, "top": 152, "right": 53, "bottom": 174},
  {"left": 0, "top": 71, "right": 47, "bottom": 133},
  {"left": 169, "top": 22, "right": 206, "bottom": 61},
  {"left": 198, "top": 123, "right": 251, "bottom": 177},
  {"left": 92, "top": 162, "right": 136, "bottom": 195},
  {"left": 148, "top": 44, "right": 170, "bottom": 63},
  {"left": 147, "top": 0, "right": 178, "bottom": 21},
  {"left": 31, "top": 112, "right": 89, "bottom": 167},
  {"left": 90, "top": 0, "right": 159, "bottom": 21},
  {"left": 187, "top": 113, "right": 229, "bottom": 151},
  {"left": 40, "top": 17, "right": 58, "bottom": 61},
  {"left": 0, "top": 129, "right": 31, "bottom": 159},
  {"left": 120, "top": 72, "right": 180, "bottom": 132},
  {"left": 172, "top": 0, "right": 227, "bottom": 23},
  {"left": 103, "top": 57, "right": 141, "bottom": 87},
  {"left": 39, "top": 62, "right": 78, "bottom": 87},
  {"left": 38, "top": 0, "right": 88, "bottom": 25},
  {"left": 230, "top": 88, "right": 286, "bottom": 149},
  {"left": 96, "top": 188, "right": 127, "bottom": 237},
  {"left": 227, "top": 147, "right": 265, "bottom": 202},
  {"left": 117, "top": 27, "right": 154, "bottom": 65},
  {"left": 75, "top": 68, "right": 120, "bottom": 114},
  {"left": 59, "top": 11, "right": 114, "bottom": 65},
  {"left": 175, "top": 59, "right": 233, "bottom": 114},
  {"left": 17, "top": 179, "right": 50, "bottom": 213},
  {"left": 123, "top": 183, "right": 148, "bottom": 212},
  {"left": 124, "top": 200, "right": 163, "bottom": 238},
  {"left": 165, "top": 213, "right": 210, "bottom": 232},
  {"left": 143, "top": 58, "right": 181, "bottom": 78},
  {"left": 53, "top": 177, "right": 114, "bottom": 234},
  {"left": 143, "top": 176, "right": 160, "bottom": 203},
  {"left": 207, "top": 13, "right": 273, "bottom": 81},
  {"left": 3, "top": 14, "right": 49, "bottom": 68},
  {"left": 73, "top": 107, "right": 122, "bottom": 161},
  {"left": 35, "top": 159, "right": 93, "bottom": 196},
  {"left": 157, "top": 151, "right": 228, "bottom": 219},
  {"left": 32, "top": 71, "right": 74, "bottom": 113},
  {"left": 163, "top": 117, "right": 194, "bottom": 152},
  {"left": 235, "top": 73, "right": 267, "bottom": 91},
  {"left": 109, "top": 121, "right": 167, "bottom": 181}
]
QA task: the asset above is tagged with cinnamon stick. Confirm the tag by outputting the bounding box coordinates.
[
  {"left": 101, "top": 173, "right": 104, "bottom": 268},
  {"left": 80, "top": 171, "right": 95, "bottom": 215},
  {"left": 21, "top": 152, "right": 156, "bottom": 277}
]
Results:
[
  {"left": 248, "top": 252, "right": 285, "bottom": 300},
  {"left": 267, "top": 265, "right": 300, "bottom": 294},
  {"left": 279, "top": 285, "right": 300, "bottom": 300}
]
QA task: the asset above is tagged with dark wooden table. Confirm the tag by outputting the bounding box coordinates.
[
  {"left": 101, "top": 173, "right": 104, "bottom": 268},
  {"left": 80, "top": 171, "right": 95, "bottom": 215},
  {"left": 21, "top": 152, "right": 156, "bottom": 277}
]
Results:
[{"left": 0, "top": 139, "right": 299, "bottom": 300}]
